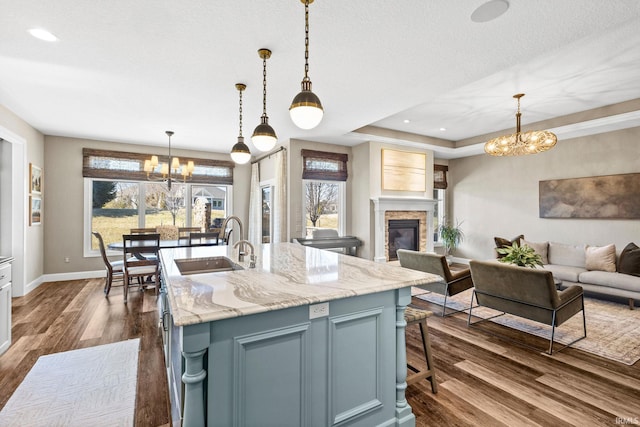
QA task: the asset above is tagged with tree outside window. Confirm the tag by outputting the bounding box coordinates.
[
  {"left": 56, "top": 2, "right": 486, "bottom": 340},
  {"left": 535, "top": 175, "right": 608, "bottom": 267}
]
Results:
[{"left": 305, "top": 181, "right": 339, "bottom": 237}]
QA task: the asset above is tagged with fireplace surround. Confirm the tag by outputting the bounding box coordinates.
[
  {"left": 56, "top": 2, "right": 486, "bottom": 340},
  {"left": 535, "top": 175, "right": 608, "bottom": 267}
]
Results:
[{"left": 371, "top": 197, "right": 437, "bottom": 263}]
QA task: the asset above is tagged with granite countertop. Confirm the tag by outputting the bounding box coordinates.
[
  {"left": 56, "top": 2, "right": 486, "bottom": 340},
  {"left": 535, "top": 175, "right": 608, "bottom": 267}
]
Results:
[{"left": 159, "top": 242, "right": 441, "bottom": 326}]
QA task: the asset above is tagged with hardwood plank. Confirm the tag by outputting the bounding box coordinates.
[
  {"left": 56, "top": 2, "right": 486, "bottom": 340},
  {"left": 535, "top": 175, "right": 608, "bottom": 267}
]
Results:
[{"left": 440, "top": 378, "right": 543, "bottom": 427}]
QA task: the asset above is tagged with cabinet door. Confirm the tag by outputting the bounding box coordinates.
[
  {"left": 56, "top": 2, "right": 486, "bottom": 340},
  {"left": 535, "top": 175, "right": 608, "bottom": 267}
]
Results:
[{"left": 0, "top": 281, "right": 11, "bottom": 355}]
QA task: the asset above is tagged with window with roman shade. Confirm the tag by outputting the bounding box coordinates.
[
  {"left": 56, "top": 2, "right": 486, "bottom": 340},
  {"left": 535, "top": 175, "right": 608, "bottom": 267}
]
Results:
[
  {"left": 434, "top": 164, "right": 448, "bottom": 190},
  {"left": 301, "top": 149, "right": 348, "bottom": 181},
  {"left": 82, "top": 148, "right": 235, "bottom": 185}
]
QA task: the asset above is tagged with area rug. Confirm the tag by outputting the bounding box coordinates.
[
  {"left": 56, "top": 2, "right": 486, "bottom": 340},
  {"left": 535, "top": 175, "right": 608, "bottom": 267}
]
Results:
[
  {"left": 0, "top": 339, "right": 139, "bottom": 426},
  {"left": 414, "top": 289, "right": 640, "bottom": 365}
]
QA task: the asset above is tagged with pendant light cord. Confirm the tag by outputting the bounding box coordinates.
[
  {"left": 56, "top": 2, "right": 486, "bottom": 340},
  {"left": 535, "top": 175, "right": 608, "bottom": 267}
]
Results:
[
  {"left": 239, "top": 88, "right": 244, "bottom": 136},
  {"left": 262, "top": 55, "right": 268, "bottom": 118},
  {"left": 304, "top": 0, "right": 310, "bottom": 81}
]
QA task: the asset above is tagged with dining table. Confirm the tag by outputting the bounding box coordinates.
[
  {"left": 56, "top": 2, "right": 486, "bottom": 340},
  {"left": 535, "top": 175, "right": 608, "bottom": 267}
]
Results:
[{"left": 107, "top": 238, "right": 220, "bottom": 251}]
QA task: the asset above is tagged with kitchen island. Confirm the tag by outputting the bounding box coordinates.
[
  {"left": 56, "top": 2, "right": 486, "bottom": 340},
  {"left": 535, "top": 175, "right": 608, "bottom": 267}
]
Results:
[{"left": 159, "top": 242, "right": 440, "bottom": 427}]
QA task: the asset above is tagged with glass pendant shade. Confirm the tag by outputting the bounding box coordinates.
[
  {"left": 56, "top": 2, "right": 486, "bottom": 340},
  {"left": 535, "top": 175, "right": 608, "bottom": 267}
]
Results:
[
  {"left": 231, "top": 137, "right": 251, "bottom": 164},
  {"left": 289, "top": 85, "right": 324, "bottom": 130},
  {"left": 251, "top": 117, "right": 277, "bottom": 152},
  {"left": 484, "top": 93, "right": 557, "bottom": 156}
]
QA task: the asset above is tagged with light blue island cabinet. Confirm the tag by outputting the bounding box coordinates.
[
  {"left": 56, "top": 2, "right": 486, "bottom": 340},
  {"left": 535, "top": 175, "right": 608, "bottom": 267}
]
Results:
[{"left": 159, "top": 243, "right": 440, "bottom": 427}]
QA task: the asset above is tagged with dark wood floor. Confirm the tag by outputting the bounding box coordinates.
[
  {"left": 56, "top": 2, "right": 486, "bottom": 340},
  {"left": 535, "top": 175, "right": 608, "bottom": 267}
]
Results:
[{"left": 1, "top": 279, "right": 639, "bottom": 426}]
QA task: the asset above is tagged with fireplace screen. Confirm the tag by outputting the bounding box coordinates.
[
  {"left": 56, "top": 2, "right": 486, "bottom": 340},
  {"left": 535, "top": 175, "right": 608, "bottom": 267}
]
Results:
[{"left": 388, "top": 219, "right": 419, "bottom": 261}]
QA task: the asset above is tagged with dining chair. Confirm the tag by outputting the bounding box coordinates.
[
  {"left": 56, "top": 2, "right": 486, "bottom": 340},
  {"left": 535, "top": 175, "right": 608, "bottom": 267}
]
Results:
[
  {"left": 188, "top": 232, "right": 219, "bottom": 246},
  {"left": 122, "top": 233, "right": 161, "bottom": 303},
  {"left": 130, "top": 227, "right": 157, "bottom": 234},
  {"left": 92, "top": 231, "right": 124, "bottom": 296},
  {"left": 179, "top": 227, "right": 202, "bottom": 244}
]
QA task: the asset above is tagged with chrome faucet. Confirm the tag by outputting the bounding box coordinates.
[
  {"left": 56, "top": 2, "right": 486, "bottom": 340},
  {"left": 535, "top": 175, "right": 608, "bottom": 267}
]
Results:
[
  {"left": 220, "top": 215, "right": 244, "bottom": 244},
  {"left": 233, "top": 240, "right": 255, "bottom": 267}
]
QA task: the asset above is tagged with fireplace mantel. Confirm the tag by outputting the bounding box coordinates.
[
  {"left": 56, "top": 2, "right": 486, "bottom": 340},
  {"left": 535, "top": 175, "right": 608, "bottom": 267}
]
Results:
[{"left": 371, "top": 197, "right": 437, "bottom": 262}]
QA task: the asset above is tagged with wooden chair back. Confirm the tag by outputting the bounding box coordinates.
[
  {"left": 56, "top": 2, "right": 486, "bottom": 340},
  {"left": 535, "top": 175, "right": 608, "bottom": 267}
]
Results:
[
  {"left": 188, "top": 232, "right": 220, "bottom": 247},
  {"left": 130, "top": 227, "right": 157, "bottom": 234}
]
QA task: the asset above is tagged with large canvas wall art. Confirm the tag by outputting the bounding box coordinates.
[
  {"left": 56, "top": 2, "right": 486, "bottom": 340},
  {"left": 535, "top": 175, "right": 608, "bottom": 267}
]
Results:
[{"left": 539, "top": 173, "right": 640, "bottom": 219}]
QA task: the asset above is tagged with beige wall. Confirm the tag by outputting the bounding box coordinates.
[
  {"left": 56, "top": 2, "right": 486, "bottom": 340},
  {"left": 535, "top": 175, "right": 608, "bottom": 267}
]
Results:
[
  {"left": 43, "top": 135, "right": 250, "bottom": 274},
  {"left": 448, "top": 126, "right": 640, "bottom": 260},
  {"left": 0, "top": 104, "right": 45, "bottom": 293},
  {"left": 351, "top": 141, "right": 435, "bottom": 260}
]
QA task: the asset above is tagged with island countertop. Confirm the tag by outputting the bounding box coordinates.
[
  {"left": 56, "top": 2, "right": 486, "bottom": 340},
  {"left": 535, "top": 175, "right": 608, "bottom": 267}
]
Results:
[{"left": 159, "top": 242, "right": 441, "bottom": 326}]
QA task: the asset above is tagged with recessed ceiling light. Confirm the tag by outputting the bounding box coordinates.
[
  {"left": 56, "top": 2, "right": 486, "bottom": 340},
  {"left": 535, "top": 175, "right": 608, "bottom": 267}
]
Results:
[
  {"left": 471, "top": 0, "right": 509, "bottom": 23},
  {"left": 440, "top": 127, "right": 447, "bottom": 131},
  {"left": 403, "top": 119, "right": 410, "bottom": 124},
  {"left": 28, "top": 28, "right": 58, "bottom": 42}
]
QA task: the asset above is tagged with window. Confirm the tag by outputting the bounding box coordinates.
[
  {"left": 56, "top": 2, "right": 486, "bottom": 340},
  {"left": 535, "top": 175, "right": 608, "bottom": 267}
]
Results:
[
  {"left": 433, "top": 189, "right": 446, "bottom": 243},
  {"left": 301, "top": 149, "right": 348, "bottom": 237},
  {"left": 261, "top": 186, "right": 271, "bottom": 243},
  {"left": 86, "top": 180, "right": 232, "bottom": 254},
  {"left": 90, "top": 181, "right": 140, "bottom": 251},
  {"left": 303, "top": 180, "right": 345, "bottom": 237}
]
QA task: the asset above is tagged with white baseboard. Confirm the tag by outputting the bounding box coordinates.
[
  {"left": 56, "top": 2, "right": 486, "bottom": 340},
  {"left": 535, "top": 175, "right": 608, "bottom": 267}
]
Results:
[{"left": 41, "top": 270, "right": 106, "bottom": 285}]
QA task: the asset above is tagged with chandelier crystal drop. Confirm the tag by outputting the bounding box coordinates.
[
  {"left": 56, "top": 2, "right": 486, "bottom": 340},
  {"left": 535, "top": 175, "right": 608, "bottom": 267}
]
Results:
[
  {"left": 231, "top": 83, "right": 251, "bottom": 164},
  {"left": 484, "top": 94, "right": 557, "bottom": 156},
  {"left": 251, "top": 49, "right": 277, "bottom": 152},
  {"left": 289, "top": 0, "right": 324, "bottom": 130}
]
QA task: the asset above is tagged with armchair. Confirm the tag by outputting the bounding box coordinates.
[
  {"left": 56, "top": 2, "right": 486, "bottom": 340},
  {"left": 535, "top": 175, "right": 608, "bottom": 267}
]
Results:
[
  {"left": 397, "top": 249, "right": 474, "bottom": 316},
  {"left": 468, "top": 260, "right": 586, "bottom": 354}
]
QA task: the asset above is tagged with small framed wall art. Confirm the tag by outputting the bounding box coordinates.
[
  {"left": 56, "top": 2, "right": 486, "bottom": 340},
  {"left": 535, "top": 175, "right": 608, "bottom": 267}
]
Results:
[
  {"left": 30, "top": 195, "right": 42, "bottom": 226},
  {"left": 30, "top": 163, "right": 42, "bottom": 195}
]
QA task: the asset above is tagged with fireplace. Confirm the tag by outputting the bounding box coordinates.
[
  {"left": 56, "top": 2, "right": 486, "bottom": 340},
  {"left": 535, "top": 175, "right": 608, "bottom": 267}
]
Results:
[
  {"left": 371, "top": 197, "right": 437, "bottom": 263},
  {"left": 387, "top": 219, "right": 419, "bottom": 261}
]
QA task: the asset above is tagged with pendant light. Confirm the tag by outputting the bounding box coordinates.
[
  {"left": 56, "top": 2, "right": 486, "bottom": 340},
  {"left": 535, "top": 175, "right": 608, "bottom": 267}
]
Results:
[
  {"left": 289, "top": 0, "right": 323, "bottom": 130},
  {"left": 484, "top": 93, "right": 557, "bottom": 156},
  {"left": 230, "top": 83, "right": 251, "bottom": 164},
  {"left": 251, "top": 48, "right": 277, "bottom": 152}
]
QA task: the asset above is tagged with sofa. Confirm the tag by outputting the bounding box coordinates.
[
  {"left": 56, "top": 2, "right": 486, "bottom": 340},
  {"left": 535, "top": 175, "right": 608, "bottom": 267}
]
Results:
[{"left": 495, "top": 237, "right": 640, "bottom": 309}]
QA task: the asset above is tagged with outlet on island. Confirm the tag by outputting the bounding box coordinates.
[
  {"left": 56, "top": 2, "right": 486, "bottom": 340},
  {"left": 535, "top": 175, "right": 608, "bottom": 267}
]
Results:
[{"left": 309, "top": 302, "right": 329, "bottom": 319}]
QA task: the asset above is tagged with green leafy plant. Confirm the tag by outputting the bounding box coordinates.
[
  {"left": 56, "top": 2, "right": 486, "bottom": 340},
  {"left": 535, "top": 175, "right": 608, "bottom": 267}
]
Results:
[
  {"left": 497, "top": 242, "right": 543, "bottom": 268},
  {"left": 439, "top": 220, "right": 464, "bottom": 256}
]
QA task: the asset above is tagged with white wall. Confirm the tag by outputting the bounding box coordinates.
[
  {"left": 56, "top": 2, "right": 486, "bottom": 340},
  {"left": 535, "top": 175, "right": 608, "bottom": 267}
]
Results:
[{"left": 449, "top": 126, "right": 640, "bottom": 260}]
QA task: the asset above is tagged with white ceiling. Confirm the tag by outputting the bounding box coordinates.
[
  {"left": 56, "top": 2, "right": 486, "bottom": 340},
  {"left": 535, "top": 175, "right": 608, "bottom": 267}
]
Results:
[{"left": 1, "top": 1, "right": 640, "bottom": 159}]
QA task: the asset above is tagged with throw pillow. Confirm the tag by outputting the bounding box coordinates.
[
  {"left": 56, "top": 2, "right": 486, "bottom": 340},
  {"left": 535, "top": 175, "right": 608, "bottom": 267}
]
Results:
[
  {"left": 522, "top": 239, "right": 549, "bottom": 264},
  {"left": 618, "top": 242, "right": 640, "bottom": 276},
  {"left": 548, "top": 242, "right": 587, "bottom": 268},
  {"left": 585, "top": 244, "right": 616, "bottom": 272},
  {"left": 494, "top": 235, "right": 524, "bottom": 259}
]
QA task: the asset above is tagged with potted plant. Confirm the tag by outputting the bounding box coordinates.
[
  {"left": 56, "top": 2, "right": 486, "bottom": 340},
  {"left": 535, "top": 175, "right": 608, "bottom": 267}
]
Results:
[
  {"left": 439, "top": 220, "right": 464, "bottom": 258},
  {"left": 497, "top": 242, "right": 543, "bottom": 268}
]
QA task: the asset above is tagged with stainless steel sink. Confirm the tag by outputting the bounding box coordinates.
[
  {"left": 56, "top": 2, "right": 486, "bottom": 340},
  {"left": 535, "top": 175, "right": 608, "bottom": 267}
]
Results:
[{"left": 174, "top": 257, "right": 244, "bottom": 275}]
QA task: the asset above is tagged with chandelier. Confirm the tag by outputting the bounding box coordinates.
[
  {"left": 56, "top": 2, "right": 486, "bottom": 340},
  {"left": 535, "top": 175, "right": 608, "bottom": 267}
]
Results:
[
  {"left": 231, "top": 83, "right": 251, "bottom": 164},
  {"left": 143, "top": 130, "right": 194, "bottom": 189},
  {"left": 484, "top": 93, "right": 557, "bottom": 156},
  {"left": 251, "top": 48, "right": 277, "bottom": 152},
  {"left": 289, "top": 0, "right": 324, "bottom": 130}
]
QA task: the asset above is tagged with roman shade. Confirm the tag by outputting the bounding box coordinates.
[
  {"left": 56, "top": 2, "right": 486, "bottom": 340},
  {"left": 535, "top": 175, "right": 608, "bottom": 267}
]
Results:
[{"left": 301, "top": 149, "right": 348, "bottom": 181}]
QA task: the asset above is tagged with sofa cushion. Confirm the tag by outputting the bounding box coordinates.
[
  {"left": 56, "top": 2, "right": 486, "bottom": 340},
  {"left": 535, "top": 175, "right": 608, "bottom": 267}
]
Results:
[
  {"left": 494, "top": 235, "right": 524, "bottom": 258},
  {"left": 618, "top": 242, "right": 640, "bottom": 277},
  {"left": 585, "top": 244, "right": 616, "bottom": 272},
  {"left": 578, "top": 270, "right": 640, "bottom": 293},
  {"left": 543, "top": 264, "right": 586, "bottom": 282},
  {"left": 548, "top": 242, "right": 586, "bottom": 268},
  {"left": 522, "top": 240, "right": 549, "bottom": 264}
]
